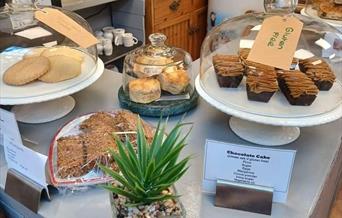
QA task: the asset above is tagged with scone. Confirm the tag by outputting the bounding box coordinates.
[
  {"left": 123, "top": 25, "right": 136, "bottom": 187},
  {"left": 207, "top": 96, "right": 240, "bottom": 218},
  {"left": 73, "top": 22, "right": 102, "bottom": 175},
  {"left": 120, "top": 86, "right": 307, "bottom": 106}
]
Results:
[
  {"left": 23, "top": 47, "right": 46, "bottom": 59},
  {"left": 41, "top": 46, "right": 84, "bottom": 62},
  {"left": 158, "top": 68, "right": 190, "bottom": 94},
  {"left": 129, "top": 78, "right": 161, "bottom": 104},
  {"left": 39, "top": 55, "right": 81, "bottom": 83},
  {"left": 3, "top": 56, "right": 50, "bottom": 86}
]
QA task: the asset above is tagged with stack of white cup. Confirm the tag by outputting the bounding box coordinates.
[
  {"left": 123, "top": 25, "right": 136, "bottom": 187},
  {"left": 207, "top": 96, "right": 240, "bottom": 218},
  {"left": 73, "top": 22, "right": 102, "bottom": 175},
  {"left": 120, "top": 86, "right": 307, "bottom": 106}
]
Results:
[{"left": 95, "top": 26, "right": 139, "bottom": 56}]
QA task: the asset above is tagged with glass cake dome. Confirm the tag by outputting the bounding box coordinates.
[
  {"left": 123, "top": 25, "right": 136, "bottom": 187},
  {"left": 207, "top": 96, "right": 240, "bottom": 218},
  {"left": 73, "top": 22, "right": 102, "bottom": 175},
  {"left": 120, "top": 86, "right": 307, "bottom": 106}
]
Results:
[
  {"left": 199, "top": 0, "right": 342, "bottom": 120},
  {"left": 122, "top": 33, "right": 193, "bottom": 104},
  {"left": 0, "top": 3, "right": 101, "bottom": 106}
]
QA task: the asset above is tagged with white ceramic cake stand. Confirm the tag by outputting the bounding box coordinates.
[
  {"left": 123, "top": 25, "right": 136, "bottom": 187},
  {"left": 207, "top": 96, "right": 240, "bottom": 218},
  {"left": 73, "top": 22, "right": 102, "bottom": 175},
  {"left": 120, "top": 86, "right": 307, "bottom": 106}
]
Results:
[
  {"left": 0, "top": 51, "right": 104, "bottom": 123},
  {"left": 300, "top": 7, "right": 342, "bottom": 30},
  {"left": 195, "top": 73, "right": 342, "bottom": 146}
]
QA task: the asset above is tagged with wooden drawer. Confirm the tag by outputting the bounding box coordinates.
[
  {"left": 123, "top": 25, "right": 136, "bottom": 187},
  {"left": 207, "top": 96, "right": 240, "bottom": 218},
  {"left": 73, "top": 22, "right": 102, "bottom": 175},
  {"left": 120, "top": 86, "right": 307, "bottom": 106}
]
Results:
[{"left": 154, "top": 0, "right": 191, "bottom": 25}]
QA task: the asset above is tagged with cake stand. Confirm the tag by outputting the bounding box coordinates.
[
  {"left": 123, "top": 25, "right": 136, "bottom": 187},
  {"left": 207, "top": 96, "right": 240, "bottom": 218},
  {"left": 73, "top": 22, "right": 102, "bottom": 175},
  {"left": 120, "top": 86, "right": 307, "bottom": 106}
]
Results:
[
  {"left": 195, "top": 70, "right": 342, "bottom": 146},
  {"left": 0, "top": 49, "right": 104, "bottom": 123},
  {"left": 300, "top": 7, "right": 342, "bottom": 31}
]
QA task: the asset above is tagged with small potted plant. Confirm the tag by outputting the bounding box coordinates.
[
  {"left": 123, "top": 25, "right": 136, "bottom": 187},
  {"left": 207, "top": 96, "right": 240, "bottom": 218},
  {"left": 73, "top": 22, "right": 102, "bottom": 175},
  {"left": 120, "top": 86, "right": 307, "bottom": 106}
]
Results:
[{"left": 99, "top": 118, "right": 191, "bottom": 217}]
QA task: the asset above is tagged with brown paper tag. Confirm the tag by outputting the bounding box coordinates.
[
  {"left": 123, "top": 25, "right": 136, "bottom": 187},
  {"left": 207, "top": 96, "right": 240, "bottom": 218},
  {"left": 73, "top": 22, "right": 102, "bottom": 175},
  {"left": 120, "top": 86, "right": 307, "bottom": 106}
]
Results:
[
  {"left": 35, "top": 8, "right": 98, "bottom": 48},
  {"left": 247, "top": 16, "right": 303, "bottom": 70}
]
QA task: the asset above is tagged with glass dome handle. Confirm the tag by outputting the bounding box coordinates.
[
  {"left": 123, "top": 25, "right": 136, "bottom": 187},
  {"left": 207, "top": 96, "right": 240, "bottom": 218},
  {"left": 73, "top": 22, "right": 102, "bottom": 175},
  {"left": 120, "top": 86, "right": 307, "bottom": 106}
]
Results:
[
  {"left": 264, "top": 0, "right": 298, "bottom": 14},
  {"left": 149, "top": 33, "right": 167, "bottom": 47}
]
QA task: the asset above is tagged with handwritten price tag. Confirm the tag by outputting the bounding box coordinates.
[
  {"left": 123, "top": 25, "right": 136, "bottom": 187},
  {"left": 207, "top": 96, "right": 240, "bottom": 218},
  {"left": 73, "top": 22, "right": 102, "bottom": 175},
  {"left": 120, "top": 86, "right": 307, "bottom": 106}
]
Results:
[{"left": 247, "top": 16, "right": 303, "bottom": 70}]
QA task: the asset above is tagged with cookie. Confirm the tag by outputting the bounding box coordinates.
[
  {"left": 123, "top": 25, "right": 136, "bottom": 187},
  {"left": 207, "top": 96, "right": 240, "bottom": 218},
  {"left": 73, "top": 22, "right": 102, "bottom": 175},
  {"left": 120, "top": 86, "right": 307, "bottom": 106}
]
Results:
[
  {"left": 3, "top": 56, "right": 50, "bottom": 86},
  {"left": 23, "top": 47, "right": 47, "bottom": 59},
  {"left": 39, "top": 55, "right": 81, "bottom": 83},
  {"left": 41, "top": 46, "right": 84, "bottom": 62}
]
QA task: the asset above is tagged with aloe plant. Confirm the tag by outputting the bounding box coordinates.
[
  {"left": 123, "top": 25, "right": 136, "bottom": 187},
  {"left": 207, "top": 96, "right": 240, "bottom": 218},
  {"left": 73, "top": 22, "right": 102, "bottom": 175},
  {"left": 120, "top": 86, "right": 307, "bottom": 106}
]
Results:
[{"left": 99, "top": 118, "right": 192, "bottom": 205}]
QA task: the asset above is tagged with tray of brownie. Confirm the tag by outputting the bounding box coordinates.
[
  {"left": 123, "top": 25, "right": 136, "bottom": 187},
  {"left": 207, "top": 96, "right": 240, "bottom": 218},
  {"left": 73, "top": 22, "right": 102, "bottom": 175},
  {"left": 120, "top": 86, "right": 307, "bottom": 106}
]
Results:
[
  {"left": 196, "top": 10, "right": 342, "bottom": 127},
  {"left": 198, "top": 49, "right": 342, "bottom": 120},
  {"left": 48, "top": 110, "right": 154, "bottom": 187}
]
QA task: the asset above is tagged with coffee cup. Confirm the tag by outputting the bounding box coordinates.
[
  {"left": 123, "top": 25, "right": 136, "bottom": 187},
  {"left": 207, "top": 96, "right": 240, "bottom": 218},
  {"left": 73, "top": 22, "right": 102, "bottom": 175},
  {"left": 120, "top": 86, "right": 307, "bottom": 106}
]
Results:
[
  {"left": 113, "top": 28, "right": 125, "bottom": 46},
  {"left": 123, "top": 33, "right": 138, "bottom": 47}
]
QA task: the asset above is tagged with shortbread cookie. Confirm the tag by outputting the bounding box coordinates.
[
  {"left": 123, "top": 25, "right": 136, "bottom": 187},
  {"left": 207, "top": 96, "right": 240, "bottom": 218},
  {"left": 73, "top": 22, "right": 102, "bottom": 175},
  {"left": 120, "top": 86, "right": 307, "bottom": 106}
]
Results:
[
  {"left": 39, "top": 55, "right": 81, "bottom": 83},
  {"left": 41, "top": 46, "right": 84, "bottom": 62},
  {"left": 23, "top": 47, "right": 46, "bottom": 59},
  {"left": 3, "top": 56, "right": 50, "bottom": 86}
]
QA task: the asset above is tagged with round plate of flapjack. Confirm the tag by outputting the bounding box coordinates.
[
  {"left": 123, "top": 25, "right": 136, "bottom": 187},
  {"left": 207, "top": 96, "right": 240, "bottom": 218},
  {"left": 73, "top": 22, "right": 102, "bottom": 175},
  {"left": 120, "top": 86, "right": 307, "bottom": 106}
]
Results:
[
  {"left": 0, "top": 46, "right": 104, "bottom": 105},
  {"left": 48, "top": 110, "right": 154, "bottom": 187}
]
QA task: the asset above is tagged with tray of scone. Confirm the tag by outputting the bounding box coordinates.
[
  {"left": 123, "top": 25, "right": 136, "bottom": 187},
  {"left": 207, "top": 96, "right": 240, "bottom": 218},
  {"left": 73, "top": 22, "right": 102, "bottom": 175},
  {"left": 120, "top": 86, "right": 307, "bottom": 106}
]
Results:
[
  {"left": 48, "top": 110, "right": 154, "bottom": 187},
  {"left": 0, "top": 46, "right": 98, "bottom": 105},
  {"left": 122, "top": 33, "right": 194, "bottom": 104}
]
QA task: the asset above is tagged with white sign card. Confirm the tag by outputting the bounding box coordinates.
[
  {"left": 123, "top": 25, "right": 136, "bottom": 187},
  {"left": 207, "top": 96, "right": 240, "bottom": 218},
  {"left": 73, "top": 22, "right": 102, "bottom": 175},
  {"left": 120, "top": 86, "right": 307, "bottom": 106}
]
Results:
[
  {"left": 203, "top": 140, "right": 296, "bottom": 203},
  {"left": 0, "top": 109, "right": 22, "bottom": 146},
  {"left": 4, "top": 136, "right": 48, "bottom": 189}
]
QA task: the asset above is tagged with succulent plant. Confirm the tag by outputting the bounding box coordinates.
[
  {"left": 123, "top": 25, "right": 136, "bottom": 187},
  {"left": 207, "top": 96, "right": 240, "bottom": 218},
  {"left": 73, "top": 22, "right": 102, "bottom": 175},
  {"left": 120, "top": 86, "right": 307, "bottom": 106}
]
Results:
[{"left": 99, "top": 118, "right": 192, "bottom": 206}]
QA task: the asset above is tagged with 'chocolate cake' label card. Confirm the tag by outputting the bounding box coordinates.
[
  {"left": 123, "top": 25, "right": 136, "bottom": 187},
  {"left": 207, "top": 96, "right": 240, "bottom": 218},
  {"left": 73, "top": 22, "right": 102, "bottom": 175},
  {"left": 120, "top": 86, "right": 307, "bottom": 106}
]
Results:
[{"left": 247, "top": 16, "right": 303, "bottom": 70}]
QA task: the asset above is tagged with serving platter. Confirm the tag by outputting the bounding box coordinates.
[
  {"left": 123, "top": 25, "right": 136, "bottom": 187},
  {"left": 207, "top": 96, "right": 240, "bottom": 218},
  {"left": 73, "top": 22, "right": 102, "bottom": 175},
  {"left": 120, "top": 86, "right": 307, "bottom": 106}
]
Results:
[
  {"left": 48, "top": 112, "right": 113, "bottom": 187},
  {"left": 195, "top": 74, "right": 342, "bottom": 146},
  {"left": 200, "top": 67, "right": 342, "bottom": 120},
  {"left": 48, "top": 111, "right": 155, "bottom": 187}
]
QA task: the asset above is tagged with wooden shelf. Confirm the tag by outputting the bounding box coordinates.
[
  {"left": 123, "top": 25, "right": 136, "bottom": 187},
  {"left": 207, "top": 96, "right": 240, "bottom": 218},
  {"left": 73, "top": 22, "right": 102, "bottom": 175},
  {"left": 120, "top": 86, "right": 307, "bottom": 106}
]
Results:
[{"left": 98, "top": 41, "right": 143, "bottom": 65}]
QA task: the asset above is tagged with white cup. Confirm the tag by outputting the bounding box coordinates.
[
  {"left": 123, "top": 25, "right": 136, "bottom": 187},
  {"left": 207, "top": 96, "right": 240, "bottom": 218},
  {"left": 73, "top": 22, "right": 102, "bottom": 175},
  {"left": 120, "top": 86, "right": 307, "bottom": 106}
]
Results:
[
  {"left": 95, "top": 30, "right": 104, "bottom": 38},
  {"left": 113, "top": 28, "right": 125, "bottom": 46},
  {"left": 103, "top": 39, "right": 113, "bottom": 56},
  {"left": 96, "top": 43, "right": 104, "bottom": 55},
  {"left": 123, "top": 33, "right": 138, "bottom": 47},
  {"left": 103, "top": 26, "right": 115, "bottom": 42}
]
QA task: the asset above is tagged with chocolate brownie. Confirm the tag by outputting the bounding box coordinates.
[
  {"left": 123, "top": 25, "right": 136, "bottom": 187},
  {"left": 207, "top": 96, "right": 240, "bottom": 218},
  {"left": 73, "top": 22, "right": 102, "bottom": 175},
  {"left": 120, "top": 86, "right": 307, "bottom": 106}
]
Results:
[
  {"left": 277, "top": 71, "right": 319, "bottom": 106},
  {"left": 299, "top": 58, "right": 336, "bottom": 90},
  {"left": 246, "top": 68, "right": 278, "bottom": 103},
  {"left": 212, "top": 54, "right": 245, "bottom": 88}
]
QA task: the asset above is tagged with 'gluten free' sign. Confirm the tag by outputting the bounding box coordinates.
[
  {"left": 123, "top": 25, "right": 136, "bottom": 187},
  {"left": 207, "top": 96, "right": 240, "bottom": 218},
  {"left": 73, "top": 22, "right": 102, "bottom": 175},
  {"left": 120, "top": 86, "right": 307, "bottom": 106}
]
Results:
[{"left": 247, "top": 16, "right": 303, "bottom": 70}]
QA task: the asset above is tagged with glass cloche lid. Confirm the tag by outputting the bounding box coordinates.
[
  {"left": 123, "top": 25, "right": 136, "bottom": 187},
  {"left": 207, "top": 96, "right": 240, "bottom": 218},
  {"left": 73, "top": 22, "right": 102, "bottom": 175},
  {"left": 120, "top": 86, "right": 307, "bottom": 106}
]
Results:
[
  {"left": 0, "top": 3, "right": 100, "bottom": 105},
  {"left": 199, "top": 0, "right": 342, "bottom": 120},
  {"left": 0, "top": 3, "right": 97, "bottom": 59},
  {"left": 122, "top": 33, "right": 193, "bottom": 104}
]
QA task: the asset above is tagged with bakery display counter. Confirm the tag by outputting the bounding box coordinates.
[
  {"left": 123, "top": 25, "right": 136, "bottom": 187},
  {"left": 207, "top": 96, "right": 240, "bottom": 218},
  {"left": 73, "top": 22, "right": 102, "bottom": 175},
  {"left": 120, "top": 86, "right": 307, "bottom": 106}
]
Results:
[{"left": 0, "top": 60, "right": 341, "bottom": 218}]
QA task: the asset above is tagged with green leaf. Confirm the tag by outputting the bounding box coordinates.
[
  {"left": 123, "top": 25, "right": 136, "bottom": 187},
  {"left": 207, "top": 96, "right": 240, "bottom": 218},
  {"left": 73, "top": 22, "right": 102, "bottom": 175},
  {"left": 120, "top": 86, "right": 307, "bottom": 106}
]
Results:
[
  {"left": 100, "top": 184, "right": 139, "bottom": 202},
  {"left": 157, "top": 157, "right": 190, "bottom": 185},
  {"left": 98, "top": 164, "right": 134, "bottom": 191}
]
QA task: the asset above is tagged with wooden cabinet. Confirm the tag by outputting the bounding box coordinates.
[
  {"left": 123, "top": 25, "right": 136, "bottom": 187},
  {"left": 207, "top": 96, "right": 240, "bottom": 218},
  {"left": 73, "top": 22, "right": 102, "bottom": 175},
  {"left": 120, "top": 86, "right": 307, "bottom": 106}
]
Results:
[{"left": 146, "top": 0, "right": 208, "bottom": 59}]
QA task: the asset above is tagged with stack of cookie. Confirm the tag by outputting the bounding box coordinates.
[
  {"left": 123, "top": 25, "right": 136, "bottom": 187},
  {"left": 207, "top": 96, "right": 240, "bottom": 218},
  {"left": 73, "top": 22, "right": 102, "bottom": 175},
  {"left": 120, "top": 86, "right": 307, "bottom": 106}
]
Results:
[{"left": 3, "top": 46, "right": 83, "bottom": 86}]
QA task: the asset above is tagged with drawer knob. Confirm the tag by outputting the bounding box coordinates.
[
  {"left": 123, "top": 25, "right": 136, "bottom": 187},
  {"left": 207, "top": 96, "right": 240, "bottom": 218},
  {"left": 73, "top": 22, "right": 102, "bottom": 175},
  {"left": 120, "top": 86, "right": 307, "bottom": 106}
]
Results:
[{"left": 169, "top": 0, "right": 181, "bottom": 12}]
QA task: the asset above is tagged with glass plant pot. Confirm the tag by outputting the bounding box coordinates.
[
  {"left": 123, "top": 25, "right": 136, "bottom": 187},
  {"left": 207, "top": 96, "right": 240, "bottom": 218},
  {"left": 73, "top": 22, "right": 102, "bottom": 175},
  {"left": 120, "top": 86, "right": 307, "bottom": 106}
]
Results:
[
  {"left": 110, "top": 186, "right": 186, "bottom": 218},
  {"left": 122, "top": 33, "right": 193, "bottom": 104}
]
